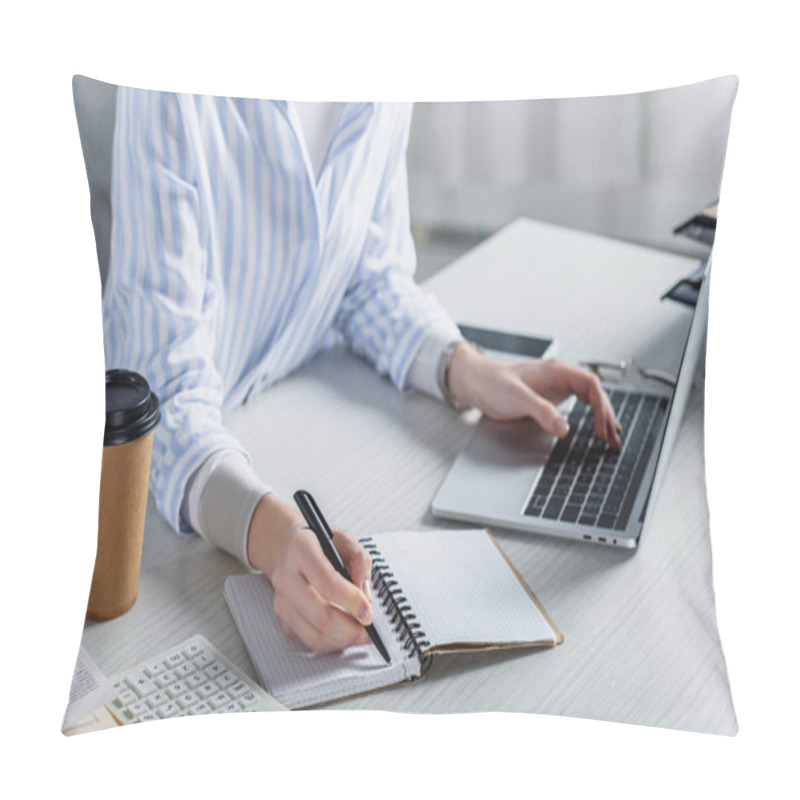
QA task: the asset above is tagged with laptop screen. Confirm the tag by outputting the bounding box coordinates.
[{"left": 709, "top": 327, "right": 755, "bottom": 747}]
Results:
[{"left": 640, "top": 256, "right": 712, "bottom": 529}]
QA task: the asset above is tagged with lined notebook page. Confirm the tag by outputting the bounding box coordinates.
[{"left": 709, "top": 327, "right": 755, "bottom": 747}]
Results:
[
  {"left": 223, "top": 574, "right": 421, "bottom": 709},
  {"left": 369, "top": 529, "right": 559, "bottom": 648}
]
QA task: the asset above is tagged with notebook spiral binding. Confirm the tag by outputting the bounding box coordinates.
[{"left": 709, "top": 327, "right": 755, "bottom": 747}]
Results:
[{"left": 360, "top": 537, "right": 434, "bottom": 673}]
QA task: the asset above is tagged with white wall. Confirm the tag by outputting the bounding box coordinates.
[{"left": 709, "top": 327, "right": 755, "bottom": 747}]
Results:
[{"left": 407, "top": 76, "right": 737, "bottom": 255}]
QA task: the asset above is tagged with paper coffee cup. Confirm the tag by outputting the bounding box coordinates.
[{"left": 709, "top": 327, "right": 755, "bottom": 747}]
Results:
[{"left": 86, "top": 370, "right": 160, "bottom": 621}]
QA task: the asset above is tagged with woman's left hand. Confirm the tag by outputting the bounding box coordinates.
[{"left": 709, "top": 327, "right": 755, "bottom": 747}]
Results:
[{"left": 447, "top": 344, "right": 622, "bottom": 448}]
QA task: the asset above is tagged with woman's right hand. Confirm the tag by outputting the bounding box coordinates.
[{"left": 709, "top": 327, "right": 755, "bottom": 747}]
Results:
[{"left": 246, "top": 493, "right": 374, "bottom": 654}]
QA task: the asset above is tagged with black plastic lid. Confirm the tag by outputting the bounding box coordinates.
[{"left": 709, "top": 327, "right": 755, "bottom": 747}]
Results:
[{"left": 104, "top": 369, "right": 161, "bottom": 446}]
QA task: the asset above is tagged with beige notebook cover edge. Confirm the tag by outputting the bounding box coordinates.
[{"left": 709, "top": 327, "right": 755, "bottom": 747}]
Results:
[
  {"left": 485, "top": 527, "right": 564, "bottom": 645},
  {"left": 420, "top": 528, "right": 563, "bottom": 658}
]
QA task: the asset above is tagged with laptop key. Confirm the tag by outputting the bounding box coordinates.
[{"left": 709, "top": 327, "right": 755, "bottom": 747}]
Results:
[
  {"left": 560, "top": 505, "right": 582, "bottom": 523},
  {"left": 569, "top": 402, "right": 587, "bottom": 424},
  {"left": 579, "top": 515, "right": 597, "bottom": 526},
  {"left": 543, "top": 498, "right": 565, "bottom": 519},
  {"left": 597, "top": 515, "right": 616, "bottom": 529}
]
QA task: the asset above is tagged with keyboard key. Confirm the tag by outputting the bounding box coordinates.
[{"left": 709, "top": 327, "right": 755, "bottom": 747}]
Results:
[
  {"left": 597, "top": 515, "right": 616, "bottom": 529},
  {"left": 240, "top": 691, "right": 259, "bottom": 707},
  {"left": 116, "top": 689, "right": 137, "bottom": 707},
  {"left": 196, "top": 681, "right": 218, "bottom": 699},
  {"left": 165, "top": 681, "right": 188, "bottom": 699},
  {"left": 217, "top": 671, "right": 237, "bottom": 688},
  {"left": 125, "top": 669, "right": 149, "bottom": 687},
  {"left": 569, "top": 402, "right": 587, "bottom": 424},
  {"left": 183, "top": 642, "right": 203, "bottom": 659},
  {"left": 128, "top": 700, "right": 149, "bottom": 717},
  {"left": 543, "top": 498, "right": 565, "bottom": 519},
  {"left": 579, "top": 515, "right": 597, "bottom": 526},
  {"left": 157, "top": 701, "right": 180, "bottom": 718},
  {"left": 208, "top": 692, "right": 231, "bottom": 710},
  {"left": 560, "top": 505, "right": 581, "bottom": 523},
  {"left": 205, "top": 661, "right": 225, "bottom": 678},
  {"left": 176, "top": 662, "right": 196, "bottom": 678},
  {"left": 176, "top": 691, "right": 200, "bottom": 709},
  {"left": 154, "top": 671, "right": 177, "bottom": 689},
  {"left": 129, "top": 677, "right": 158, "bottom": 698},
  {"left": 165, "top": 651, "right": 186, "bottom": 668},
  {"left": 147, "top": 691, "right": 167, "bottom": 708}
]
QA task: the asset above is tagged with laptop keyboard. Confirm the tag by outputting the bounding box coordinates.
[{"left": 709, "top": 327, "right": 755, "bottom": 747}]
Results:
[{"left": 523, "top": 390, "right": 668, "bottom": 532}]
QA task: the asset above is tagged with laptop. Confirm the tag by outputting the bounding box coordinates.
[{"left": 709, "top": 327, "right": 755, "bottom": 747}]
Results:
[{"left": 431, "top": 259, "right": 712, "bottom": 549}]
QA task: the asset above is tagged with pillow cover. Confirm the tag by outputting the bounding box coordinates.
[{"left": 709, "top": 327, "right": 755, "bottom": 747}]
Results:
[{"left": 66, "top": 76, "right": 738, "bottom": 736}]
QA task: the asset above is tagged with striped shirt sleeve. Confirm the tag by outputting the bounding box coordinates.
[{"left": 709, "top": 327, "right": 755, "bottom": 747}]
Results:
[
  {"left": 104, "top": 88, "right": 251, "bottom": 533},
  {"left": 333, "top": 106, "right": 460, "bottom": 390}
]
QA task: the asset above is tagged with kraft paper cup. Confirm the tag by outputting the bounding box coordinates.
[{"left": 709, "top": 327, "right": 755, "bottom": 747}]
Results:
[{"left": 86, "top": 370, "right": 160, "bottom": 621}]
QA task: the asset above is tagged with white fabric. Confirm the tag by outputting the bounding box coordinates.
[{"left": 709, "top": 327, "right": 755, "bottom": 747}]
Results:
[{"left": 293, "top": 101, "right": 344, "bottom": 181}]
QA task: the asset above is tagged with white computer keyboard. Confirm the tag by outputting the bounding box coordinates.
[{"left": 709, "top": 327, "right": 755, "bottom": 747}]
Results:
[{"left": 106, "top": 634, "right": 286, "bottom": 724}]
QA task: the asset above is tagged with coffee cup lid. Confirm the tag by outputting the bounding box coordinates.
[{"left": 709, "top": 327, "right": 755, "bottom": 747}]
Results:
[{"left": 104, "top": 369, "right": 161, "bottom": 446}]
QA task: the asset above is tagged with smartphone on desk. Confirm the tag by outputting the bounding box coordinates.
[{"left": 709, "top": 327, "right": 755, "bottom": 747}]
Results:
[{"left": 457, "top": 324, "right": 555, "bottom": 360}]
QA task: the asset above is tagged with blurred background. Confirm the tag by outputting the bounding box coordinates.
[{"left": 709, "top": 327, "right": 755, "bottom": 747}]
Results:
[
  {"left": 407, "top": 77, "right": 736, "bottom": 281},
  {"left": 73, "top": 76, "right": 737, "bottom": 289}
]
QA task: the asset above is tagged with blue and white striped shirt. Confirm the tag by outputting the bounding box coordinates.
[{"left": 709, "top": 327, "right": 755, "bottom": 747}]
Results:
[{"left": 103, "top": 88, "right": 459, "bottom": 535}]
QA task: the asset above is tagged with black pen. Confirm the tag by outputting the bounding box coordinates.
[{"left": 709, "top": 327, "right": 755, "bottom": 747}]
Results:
[{"left": 293, "top": 490, "right": 390, "bottom": 664}]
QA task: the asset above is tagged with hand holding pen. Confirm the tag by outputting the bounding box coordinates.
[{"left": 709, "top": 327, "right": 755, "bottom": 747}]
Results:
[
  {"left": 245, "top": 491, "right": 384, "bottom": 657},
  {"left": 294, "top": 490, "right": 390, "bottom": 663}
]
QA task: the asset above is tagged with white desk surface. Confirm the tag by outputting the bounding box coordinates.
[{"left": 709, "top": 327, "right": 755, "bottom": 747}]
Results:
[{"left": 81, "top": 218, "right": 737, "bottom": 735}]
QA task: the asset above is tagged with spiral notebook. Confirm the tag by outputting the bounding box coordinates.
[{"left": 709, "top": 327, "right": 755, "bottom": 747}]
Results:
[{"left": 223, "top": 528, "right": 563, "bottom": 709}]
